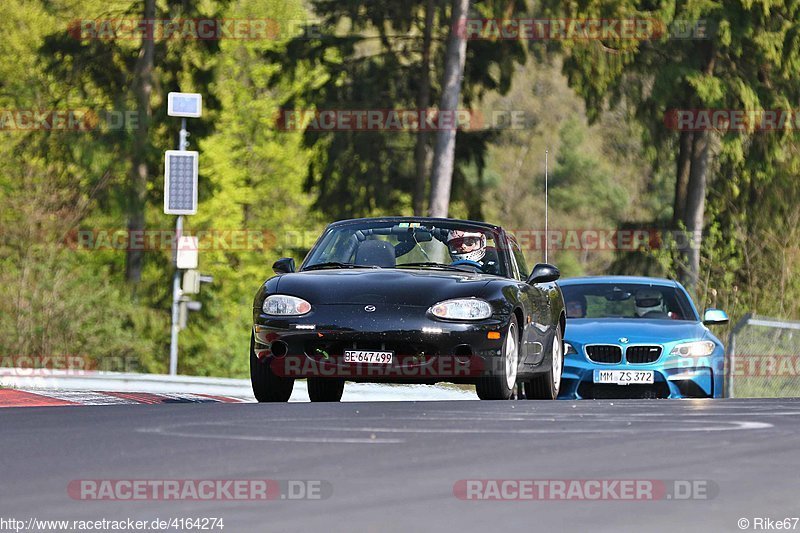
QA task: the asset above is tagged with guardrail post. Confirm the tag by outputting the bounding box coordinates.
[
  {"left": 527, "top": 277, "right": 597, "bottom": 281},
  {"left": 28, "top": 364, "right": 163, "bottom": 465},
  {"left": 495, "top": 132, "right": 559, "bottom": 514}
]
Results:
[{"left": 725, "top": 313, "right": 752, "bottom": 398}]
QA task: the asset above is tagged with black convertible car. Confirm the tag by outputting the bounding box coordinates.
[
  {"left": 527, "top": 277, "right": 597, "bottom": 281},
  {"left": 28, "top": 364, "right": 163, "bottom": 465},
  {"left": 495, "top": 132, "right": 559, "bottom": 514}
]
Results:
[{"left": 251, "top": 217, "right": 565, "bottom": 401}]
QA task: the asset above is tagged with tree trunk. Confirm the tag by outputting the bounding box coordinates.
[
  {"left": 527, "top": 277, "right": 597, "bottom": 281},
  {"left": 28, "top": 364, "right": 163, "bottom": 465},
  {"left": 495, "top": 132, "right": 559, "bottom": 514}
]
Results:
[
  {"left": 412, "top": 0, "right": 435, "bottom": 216},
  {"left": 673, "top": 129, "right": 693, "bottom": 284},
  {"left": 428, "top": 0, "right": 470, "bottom": 218},
  {"left": 413, "top": 0, "right": 433, "bottom": 216},
  {"left": 125, "top": 0, "right": 155, "bottom": 284},
  {"left": 680, "top": 41, "right": 716, "bottom": 294},
  {"left": 673, "top": 130, "right": 693, "bottom": 227},
  {"left": 684, "top": 129, "right": 710, "bottom": 294}
]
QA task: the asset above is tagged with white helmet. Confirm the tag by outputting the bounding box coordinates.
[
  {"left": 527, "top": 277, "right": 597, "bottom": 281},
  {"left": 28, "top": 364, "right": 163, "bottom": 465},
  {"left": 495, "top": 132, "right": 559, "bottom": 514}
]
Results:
[
  {"left": 446, "top": 230, "right": 487, "bottom": 262},
  {"left": 634, "top": 289, "right": 665, "bottom": 317}
]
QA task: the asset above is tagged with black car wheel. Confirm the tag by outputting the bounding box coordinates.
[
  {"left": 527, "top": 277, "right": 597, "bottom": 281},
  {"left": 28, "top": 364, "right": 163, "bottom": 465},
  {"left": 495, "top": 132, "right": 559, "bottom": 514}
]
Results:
[
  {"left": 307, "top": 378, "right": 346, "bottom": 402},
  {"left": 476, "top": 315, "right": 519, "bottom": 400},
  {"left": 250, "top": 333, "right": 294, "bottom": 402},
  {"left": 524, "top": 325, "right": 563, "bottom": 400}
]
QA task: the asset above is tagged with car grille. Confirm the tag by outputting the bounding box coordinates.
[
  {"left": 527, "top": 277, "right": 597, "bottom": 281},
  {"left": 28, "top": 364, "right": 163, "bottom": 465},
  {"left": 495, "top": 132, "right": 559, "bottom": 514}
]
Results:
[
  {"left": 585, "top": 345, "right": 622, "bottom": 364},
  {"left": 625, "top": 345, "right": 662, "bottom": 364}
]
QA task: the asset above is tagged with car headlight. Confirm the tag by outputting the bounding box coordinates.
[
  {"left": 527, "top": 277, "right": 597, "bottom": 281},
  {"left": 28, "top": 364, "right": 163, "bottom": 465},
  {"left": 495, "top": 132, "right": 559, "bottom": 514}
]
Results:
[
  {"left": 429, "top": 299, "right": 492, "bottom": 320},
  {"left": 670, "top": 340, "right": 716, "bottom": 357},
  {"left": 564, "top": 342, "right": 577, "bottom": 355},
  {"left": 262, "top": 294, "right": 311, "bottom": 316}
]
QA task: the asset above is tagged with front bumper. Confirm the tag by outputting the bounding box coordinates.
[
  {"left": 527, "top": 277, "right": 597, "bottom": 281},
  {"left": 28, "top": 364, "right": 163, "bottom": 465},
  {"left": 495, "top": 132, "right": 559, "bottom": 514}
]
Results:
[
  {"left": 558, "top": 353, "right": 724, "bottom": 399},
  {"left": 253, "top": 304, "right": 508, "bottom": 383}
]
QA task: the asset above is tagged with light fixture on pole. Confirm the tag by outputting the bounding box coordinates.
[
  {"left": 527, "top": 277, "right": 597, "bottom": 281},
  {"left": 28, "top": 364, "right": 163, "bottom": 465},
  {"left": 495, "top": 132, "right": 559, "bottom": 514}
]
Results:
[{"left": 166, "top": 92, "right": 202, "bottom": 376}]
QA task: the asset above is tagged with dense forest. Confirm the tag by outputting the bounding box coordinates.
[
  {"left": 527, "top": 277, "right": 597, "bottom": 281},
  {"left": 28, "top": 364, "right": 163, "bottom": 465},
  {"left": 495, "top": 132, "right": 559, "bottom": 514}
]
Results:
[{"left": 1, "top": 0, "right": 798, "bottom": 376}]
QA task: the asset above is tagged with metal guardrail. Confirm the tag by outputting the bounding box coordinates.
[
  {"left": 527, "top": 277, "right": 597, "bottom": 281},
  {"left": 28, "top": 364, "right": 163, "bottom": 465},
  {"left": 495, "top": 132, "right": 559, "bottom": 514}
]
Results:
[
  {"left": 725, "top": 314, "right": 800, "bottom": 398},
  {"left": 0, "top": 369, "right": 254, "bottom": 398},
  {"left": 0, "top": 369, "right": 477, "bottom": 402}
]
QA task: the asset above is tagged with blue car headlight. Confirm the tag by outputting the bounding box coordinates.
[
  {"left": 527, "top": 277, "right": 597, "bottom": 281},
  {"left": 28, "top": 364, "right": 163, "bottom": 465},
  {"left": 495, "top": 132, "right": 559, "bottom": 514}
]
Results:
[
  {"left": 670, "top": 341, "right": 716, "bottom": 357},
  {"left": 564, "top": 342, "right": 577, "bottom": 355}
]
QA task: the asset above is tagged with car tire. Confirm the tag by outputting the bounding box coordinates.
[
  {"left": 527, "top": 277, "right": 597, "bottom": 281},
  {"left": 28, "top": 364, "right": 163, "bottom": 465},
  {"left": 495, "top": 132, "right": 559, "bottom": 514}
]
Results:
[
  {"left": 307, "top": 378, "right": 346, "bottom": 402},
  {"left": 476, "top": 315, "right": 519, "bottom": 400},
  {"left": 250, "top": 333, "right": 294, "bottom": 402},
  {"left": 524, "top": 325, "right": 563, "bottom": 400}
]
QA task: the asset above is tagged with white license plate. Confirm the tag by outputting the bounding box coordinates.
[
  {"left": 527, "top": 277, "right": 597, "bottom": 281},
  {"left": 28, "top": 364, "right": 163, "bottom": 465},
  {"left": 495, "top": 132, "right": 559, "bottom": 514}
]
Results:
[
  {"left": 343, "top": 350, "right": 394, "bottom": 364},
  {"left": 593, "top": 370, "right": 654, "bottom": 385}
]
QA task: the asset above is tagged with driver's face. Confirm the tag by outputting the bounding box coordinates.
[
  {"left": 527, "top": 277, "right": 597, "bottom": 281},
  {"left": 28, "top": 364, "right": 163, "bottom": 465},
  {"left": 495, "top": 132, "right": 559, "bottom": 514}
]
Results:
[
  {"left": 448, "top": 236, "right": 482, "bottom": 253},
  {"left": 566, "top": 300, "right": 585, "bottom": 318}
]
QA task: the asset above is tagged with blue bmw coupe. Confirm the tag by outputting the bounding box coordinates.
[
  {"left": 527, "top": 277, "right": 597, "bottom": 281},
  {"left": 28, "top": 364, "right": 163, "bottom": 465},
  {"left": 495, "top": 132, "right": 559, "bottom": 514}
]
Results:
[{"left": 557, "top": 276, "right": 729, "bottom": 399}]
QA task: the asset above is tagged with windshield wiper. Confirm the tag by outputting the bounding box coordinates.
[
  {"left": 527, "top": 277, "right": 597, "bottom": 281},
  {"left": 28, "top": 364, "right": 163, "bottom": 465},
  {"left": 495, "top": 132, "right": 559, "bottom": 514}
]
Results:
[
  {"left": 303, "top": 262, "right": 380, "bottom": 271},
  {"left": 399, "top": 262, "right": 473, "bottom": 271}
]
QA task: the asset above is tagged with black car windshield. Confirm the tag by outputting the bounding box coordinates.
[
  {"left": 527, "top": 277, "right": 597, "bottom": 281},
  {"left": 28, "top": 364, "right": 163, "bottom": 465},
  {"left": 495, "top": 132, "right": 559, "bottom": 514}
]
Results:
[
  {"left": 302, "top": 220, "right": 507, "bottom": 276},
  {"left": 561, "top": 282, "right": 698, "bottom": 321}
]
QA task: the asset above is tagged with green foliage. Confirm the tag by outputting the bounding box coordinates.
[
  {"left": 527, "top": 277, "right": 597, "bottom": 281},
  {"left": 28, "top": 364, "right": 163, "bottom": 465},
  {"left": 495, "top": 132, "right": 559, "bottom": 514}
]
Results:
[
  {"left": 0, "top": 156, "right": 158, "bottom": 370},
  {"left": 265, "top": 0, "right": 526, "bottom": 219},
  {"left": 182, "top": 0, "right": 321, "bottom": 375},
  {"left": 0, "top": 0, "right": 316, "bottom": 377},
  {"left": 541, "top": 0, "right": 800, "bottom": 322}
]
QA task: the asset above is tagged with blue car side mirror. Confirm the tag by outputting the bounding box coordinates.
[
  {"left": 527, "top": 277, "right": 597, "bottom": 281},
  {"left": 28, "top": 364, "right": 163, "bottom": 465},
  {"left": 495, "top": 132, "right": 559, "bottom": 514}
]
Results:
[{"left": 702, "top": 308, "right": 729, "bottom": 325}]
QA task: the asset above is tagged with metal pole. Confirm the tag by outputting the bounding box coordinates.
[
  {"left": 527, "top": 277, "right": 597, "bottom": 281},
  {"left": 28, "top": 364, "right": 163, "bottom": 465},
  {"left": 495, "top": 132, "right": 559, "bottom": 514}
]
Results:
[
  {"left": 179, "top": 117, "right": 188, "bottom": 151},
  {"left": 169, "top": 215, "right": 183, "bottom": 375},
  {"left": 725, "top": 330, "right": 735, "bottom": 398},
  {"left": 168, "top": 117, "right": 189, "bottom": 375},
  {"left": 544, "top": 149, "right": 548, "bottom": 264},
  {"left": 725, "top": 313, "right": 752, "bottom": 398}
]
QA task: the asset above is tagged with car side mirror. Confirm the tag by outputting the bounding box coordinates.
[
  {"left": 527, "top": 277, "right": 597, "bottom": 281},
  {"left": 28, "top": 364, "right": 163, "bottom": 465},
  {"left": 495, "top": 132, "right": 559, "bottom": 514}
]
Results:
[
  {"left": 702, "top": 308, "right": 729, "bottom": 325},
  {"left": 527, "top": 263, "right": 560, "bottom": 284},
  {"left": 272, "top": 258, "right": 295, "bottom": 275}
]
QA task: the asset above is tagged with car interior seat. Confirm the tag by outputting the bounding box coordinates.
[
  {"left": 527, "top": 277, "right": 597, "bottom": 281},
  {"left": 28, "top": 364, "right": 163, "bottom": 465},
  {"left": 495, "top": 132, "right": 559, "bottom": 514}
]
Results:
[
  {"left": 354, "top": 239, "right": 397, "bottom": 268},
  {"left": 482, "top": 246, "right": 500, "bottom": 274}
]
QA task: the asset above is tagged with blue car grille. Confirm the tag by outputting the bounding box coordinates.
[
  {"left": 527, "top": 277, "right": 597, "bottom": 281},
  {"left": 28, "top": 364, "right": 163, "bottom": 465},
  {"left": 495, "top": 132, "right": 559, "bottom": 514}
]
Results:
[
  {"left": 626, "top": 345, "right": 662, "bottom": 364},
  {"left": 585, "top": 345, "right": 622, "bottom": 364}
]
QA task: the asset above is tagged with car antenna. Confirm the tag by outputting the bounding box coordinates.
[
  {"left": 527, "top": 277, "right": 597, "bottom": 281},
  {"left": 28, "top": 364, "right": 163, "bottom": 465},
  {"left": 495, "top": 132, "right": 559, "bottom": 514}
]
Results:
[{"left": 544, "top": 149, "right": 549, "bottom": 264}]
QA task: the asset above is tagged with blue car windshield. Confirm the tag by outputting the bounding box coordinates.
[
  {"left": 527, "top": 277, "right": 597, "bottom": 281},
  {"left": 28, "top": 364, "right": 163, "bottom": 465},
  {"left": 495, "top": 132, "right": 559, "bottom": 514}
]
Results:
[
  {"left": 303, "top": 220, "right": 507, "bottom": 276},
  {"left": 561, "top": 283, "right": 697, "bottom": 321}
]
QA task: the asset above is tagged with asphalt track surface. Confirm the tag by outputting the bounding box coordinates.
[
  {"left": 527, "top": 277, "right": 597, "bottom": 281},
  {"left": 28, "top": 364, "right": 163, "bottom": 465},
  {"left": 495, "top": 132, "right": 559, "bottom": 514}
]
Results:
[{"left": 2, "top": 398, "right": 800, "bottom": 533}]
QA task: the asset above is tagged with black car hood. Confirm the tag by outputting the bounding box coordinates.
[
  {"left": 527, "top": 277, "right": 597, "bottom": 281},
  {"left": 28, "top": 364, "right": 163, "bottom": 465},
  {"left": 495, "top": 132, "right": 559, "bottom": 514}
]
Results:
[{"left": 270, "top": 268, "right": 497, "bottom": 307}]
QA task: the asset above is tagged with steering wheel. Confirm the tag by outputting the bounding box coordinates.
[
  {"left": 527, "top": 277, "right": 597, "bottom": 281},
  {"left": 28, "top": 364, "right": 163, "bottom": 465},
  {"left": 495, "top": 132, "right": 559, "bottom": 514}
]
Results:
[{"left": 450, "top": 259, "right": 482, "bottom": 270}]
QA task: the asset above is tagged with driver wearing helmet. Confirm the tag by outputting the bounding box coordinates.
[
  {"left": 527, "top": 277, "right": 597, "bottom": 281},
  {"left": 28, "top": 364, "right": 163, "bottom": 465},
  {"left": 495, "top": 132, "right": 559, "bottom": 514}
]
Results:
[
  {"left": 566, "top": 293, "right": 587, "bottom": 319},
  {"left": 634, "top": 289, "right": 667, "bottom": 318},
  {"left": 446, "top": 229, "right": 497, "bottom": 273}
]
